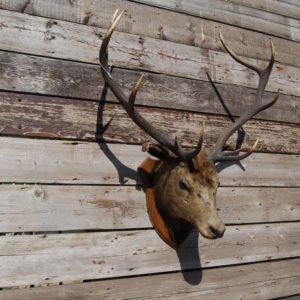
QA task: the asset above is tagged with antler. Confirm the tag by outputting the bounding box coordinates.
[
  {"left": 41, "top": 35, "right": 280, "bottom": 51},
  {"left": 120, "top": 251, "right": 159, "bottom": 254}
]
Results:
[
  {"left": 99, "top": 9, "right": 204, "bottom": 163},
  {"left": 208, "top": 32, "right": 280, "bottom": 163}
]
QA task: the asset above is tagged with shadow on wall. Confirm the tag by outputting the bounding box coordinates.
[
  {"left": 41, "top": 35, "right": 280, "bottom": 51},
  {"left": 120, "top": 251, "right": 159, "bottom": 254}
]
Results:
[
  {"left": 95, "top": 68, "right": 140, "bottom": 188},
  {"left": 176, "top": 230, "right": 203, "bottom": 285},
  {"left": 95, "top": 69, "right": 247, "bottom": 285},
  {"left": 95, "top": 76, "right": 203, "bottom": 285}
]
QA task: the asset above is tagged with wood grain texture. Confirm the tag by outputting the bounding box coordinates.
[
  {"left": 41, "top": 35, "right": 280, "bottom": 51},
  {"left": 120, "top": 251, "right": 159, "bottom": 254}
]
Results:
[
  {"left": 0, "top": 223, "right": 299, "bottom": 287},
  {"left": 0, "top": 1, "right": 298, "bottom": 296},
  {"left": 1, "top": 52, "right": 299, "bottom": 124},
  {"left": 227, "top": 0, "right": 300, "bottom": 20},
  {"left": 277, "top": 0, "right": 300, "bottom": 6},
  {"left": 1, "top": 91, "right": 299, "bottom": 154},
  {"left": 276, "top": 294, "right": 300, "bottom": 300},
  {"left": 0, "top": 10, "right": 299, "bottom": 98},
  {"left": 0, "top": 137, "right": 299, "bottom": 186},
  {"left": 0, "top": 184, "right": 299, "bottom": 232},
  {"left": 276, "top": 295, "right": 300, "bottom": 300},
  {"left": 1, "top": 258, "right": 299, "bottom": 299},
  {"left": 1, "top": 0, "right": 300, "bottom": 68},
  {"left": 134, "top": 0, "right": 300, "bottom": 42}
]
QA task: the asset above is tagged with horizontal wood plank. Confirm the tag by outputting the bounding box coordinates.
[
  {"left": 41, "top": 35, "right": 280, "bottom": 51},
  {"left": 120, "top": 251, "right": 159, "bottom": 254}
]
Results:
[
  {"left": 0, "top": 10, "right": 299, "bottom": 98},
  {"left": 1, "top": 0, "right": 300, "bottom": 68},
  {"left": 277, "top": 296, "right": 300, "bottom": 300},
  {"left": 0, "top": 137, "right": 299, "bottom": 186},
  {"left": 1, "top": 52, "right": 299, "bottom": 124},
  {"left": 228, "top": 0, "right": 300, "bottom": 20},
  {"left": 0, "top": 2, "right": 299, "bottom": 295},
  {"left": 1, "top": 258, "right": 300, "bottom": 299},
  {"left": 0, "top": 223, "right": 299, "bottom": 287},
  {"left": 0, "top": 184, "right": 299, "bottom": 232},
  {"left": 134, "top": 0, "right": 300, "bottom": 42},
  {"left": 1, "top": 91, "right": 299, "bottom": 154},
  {"left": 278, "top": 0, "right": 300, "bottom": 6}
]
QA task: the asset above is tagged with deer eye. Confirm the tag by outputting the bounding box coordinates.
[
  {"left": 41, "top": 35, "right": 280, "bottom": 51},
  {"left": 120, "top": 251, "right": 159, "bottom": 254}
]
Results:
[{"left": 179, "top": 179, "right": 190, "bottom": 192}]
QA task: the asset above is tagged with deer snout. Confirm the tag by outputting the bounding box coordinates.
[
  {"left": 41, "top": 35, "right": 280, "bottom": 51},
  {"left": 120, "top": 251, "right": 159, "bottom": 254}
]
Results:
[
  {"left": 196, "top": 218, "right": 226, "bottom": 240},
  {"left": 209, "top": 222, "right": 225, "bottom": 238}
]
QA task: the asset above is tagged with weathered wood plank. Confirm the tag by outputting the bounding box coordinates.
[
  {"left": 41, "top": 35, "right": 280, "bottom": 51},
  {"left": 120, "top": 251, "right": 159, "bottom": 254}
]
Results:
[
  {"left": 1, "top": 91, "right": 299, "bottom": 154},
  {"left": 0, "top": 0, "right": 300, "bottom": 68},
  {"left": 1, "top": 258, "right": 299, "bottom": 299},
  {"left": 0, "top": 10, "right": 299, "bottom": 98},
  {"left": 230, "top": 0, "right": 300, "bottom": 19},
  {"left": 1, "top": 53, "right": 299, "bottom": 125},
  {"left": 278, "top": 0, "right": 300, "bottom": 7},
  {"left": 0, "top": 184, "right": 299, "bottom": 232},
  {"left": 0, "top": 223, "right": 299, "bottom": 287},
  {"left": 227, "top": 0, "right": 300, "bottom": 20},
  {"left": 134, "top": 0, "right": 300, "bottom": 42},
  {"left": 276, "top": 295, "right": 300, "bottom": 300},
  {"left": 0, "top": 137, "right": 299, "bottom": 186}
]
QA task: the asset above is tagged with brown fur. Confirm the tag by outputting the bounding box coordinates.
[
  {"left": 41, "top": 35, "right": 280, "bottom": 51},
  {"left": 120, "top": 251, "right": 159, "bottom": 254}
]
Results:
[{"left": 153, "top": 150, "right": 225, "bottom": 239}]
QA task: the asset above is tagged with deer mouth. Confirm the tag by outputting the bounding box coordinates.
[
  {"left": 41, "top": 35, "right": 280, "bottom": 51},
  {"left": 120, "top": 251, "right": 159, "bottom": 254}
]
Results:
[{"left": 198, "top": 224, "right": 225, "bottom": 239}]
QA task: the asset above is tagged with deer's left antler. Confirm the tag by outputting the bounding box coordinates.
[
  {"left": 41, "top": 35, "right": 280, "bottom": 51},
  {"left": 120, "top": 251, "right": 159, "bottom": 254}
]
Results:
[{"left": 208, "top": 32, "right": 280, "bottom": 163}]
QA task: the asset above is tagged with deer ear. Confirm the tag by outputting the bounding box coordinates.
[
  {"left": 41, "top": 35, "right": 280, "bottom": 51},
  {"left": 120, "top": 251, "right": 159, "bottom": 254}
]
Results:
[{"left": 142, "top": 142, "right": 176, "bottom": 161}]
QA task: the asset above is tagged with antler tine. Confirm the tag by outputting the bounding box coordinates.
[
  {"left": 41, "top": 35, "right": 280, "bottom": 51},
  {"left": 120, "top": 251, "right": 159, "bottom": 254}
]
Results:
[
  {"left": 173, "top": 123, "right": 205, "bottom": 162},
  {"left": 182, "top": 123, "right": 205, "bottom": 162},
  {"left": 99, "top": 9, "right": 124, "bottom": 73},
  {"left": 208, "top": 34, "right": 280, "bottom": 163},
  {"left": 128, "top": 73, "right": 144, "bottom": 110},
  {"left": 219, "top": 31, "right": 260, "bottom": 74},
  {"left": 111, "top": 8, "right": 120, "bottom": 23},
  {"left": 223, "top": 138, "right": 259, "bottom": 156},
  {"left": 99, "top": 10, "right": 204, "bottom": 162},
  {"left": 220, "top": 139, "right": 259, "bottom": 161}
]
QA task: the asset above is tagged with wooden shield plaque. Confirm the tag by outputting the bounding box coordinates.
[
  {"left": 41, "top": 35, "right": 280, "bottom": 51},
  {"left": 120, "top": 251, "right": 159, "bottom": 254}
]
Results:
[{"left": 138, "top": 157, "right": 193, "bottom": 249}]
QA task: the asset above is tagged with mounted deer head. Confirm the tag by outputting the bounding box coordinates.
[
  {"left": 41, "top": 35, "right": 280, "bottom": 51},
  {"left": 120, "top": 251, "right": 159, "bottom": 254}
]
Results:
[{"left": 99, "top": 10, "right": 280, "bottom": 242}]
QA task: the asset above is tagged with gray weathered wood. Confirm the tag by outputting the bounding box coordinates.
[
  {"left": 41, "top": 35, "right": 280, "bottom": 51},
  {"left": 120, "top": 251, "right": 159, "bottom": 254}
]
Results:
[
  {"left": 1, "top": 258, "right": 299, "bottom": 299},
  {"left": 0, "top": 184, "right": 299, "bottom": 232},
  {"left": 276, "top": 296, "right": 300, "bottom": 300},
  {"left": 276, "top": 294, "right": 300, "bottom": 300},
  {"left": 227, "top": 0, "right": 300, "bottom": 20},
  {"left": 1, "top": 0, "right": 300, "bottom": 68},
  {"left": 1, "top": 53, "right": 299, "bottom": 124},
  {"left": 0, "top": 1, "right": 298, "bottom": 296},
  {"left": 1, "top": 91, "right": 299, "bottom": 153},
  {"left": 0, "top": 10, "right": 299, "bottom": 98},
  {"left": 134, "top": 0, "right": 300, "bottom": 42},
  {"left": 0, "top": 223, "right": 299, "bottom": 287},
  {"left": 0, "top": 137, "right": 299, "bottom": 186},
  {"left": 277, "top": 0, "right": 300, "bottom": 7}
]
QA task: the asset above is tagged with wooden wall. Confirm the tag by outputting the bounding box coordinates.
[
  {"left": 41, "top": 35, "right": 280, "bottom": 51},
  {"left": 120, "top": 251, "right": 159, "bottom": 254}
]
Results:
[{"left": 0, "top": 0, "right": 299, "bottom": 299}]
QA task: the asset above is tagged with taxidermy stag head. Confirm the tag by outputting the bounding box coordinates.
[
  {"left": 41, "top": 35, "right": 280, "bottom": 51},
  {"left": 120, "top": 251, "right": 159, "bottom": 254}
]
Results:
[{"left": 99, "top": 10, "right": 280, "bottom": 242}]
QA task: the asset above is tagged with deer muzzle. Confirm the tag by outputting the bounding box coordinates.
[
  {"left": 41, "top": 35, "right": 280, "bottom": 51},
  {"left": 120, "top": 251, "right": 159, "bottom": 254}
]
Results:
[{"left": 196, "top": 218, "right": 225, "bottom": 239}]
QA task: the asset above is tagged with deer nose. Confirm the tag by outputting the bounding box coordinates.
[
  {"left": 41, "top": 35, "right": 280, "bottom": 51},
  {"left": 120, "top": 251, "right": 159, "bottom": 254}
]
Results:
[{"left": 209, "top": 224, "right": 225, "bottom": 238}]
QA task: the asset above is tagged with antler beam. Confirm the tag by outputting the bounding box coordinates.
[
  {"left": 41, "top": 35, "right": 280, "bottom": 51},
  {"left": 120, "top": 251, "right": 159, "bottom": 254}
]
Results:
[{"left": 208, "top": 32, "right": 280, "bottom": 163}]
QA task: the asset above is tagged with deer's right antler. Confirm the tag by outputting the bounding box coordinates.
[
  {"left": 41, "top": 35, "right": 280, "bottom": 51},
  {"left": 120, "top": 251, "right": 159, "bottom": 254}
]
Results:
[
  {"left": 208, "top": 32, "right": 280, "bottom": 163},
  {"left": 99, "top": 9, "right": 204, "bottom": 163}
]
